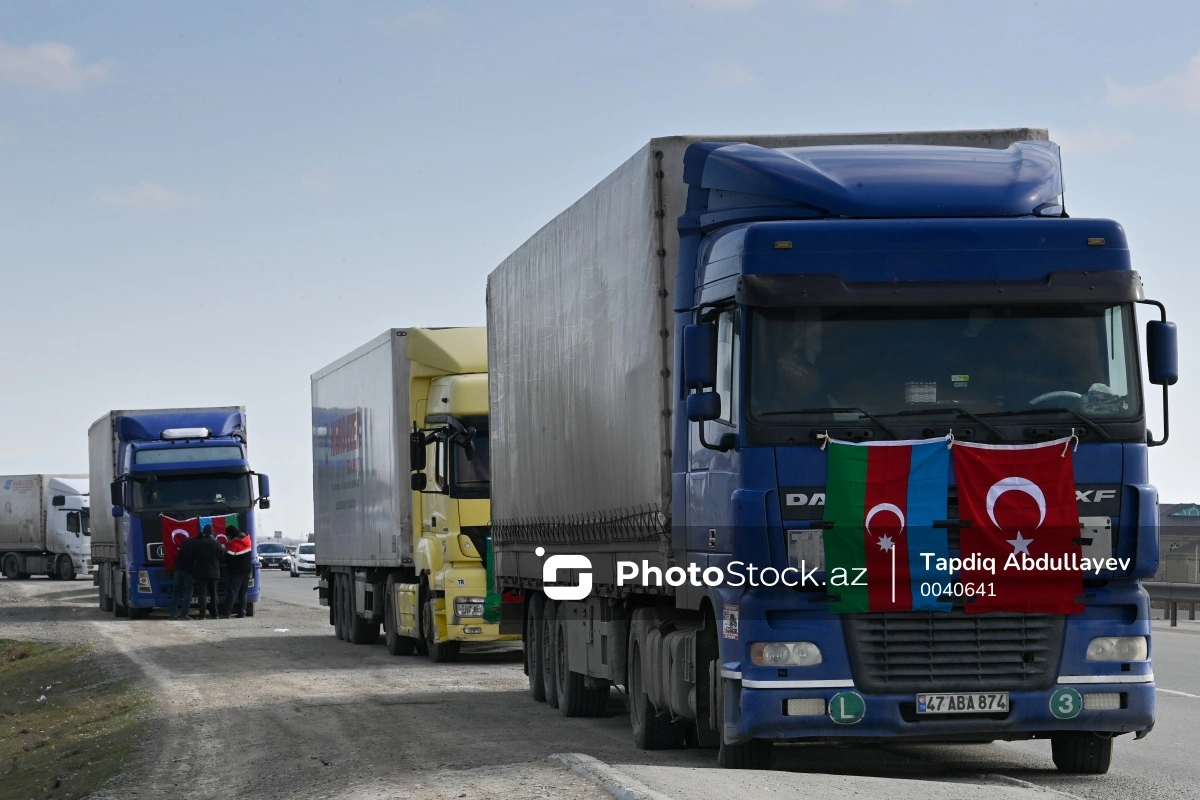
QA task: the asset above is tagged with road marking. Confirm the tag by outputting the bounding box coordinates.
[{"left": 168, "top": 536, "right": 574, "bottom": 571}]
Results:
[
  {"left": 1157, "top": 688, "right": 1200, "bottom": 698},
  {"left": 982, "top": 773, "right": 1087, "bottom": 799},
  {"left": 551, "top": 753, "right": 674, "bottom": 800}
]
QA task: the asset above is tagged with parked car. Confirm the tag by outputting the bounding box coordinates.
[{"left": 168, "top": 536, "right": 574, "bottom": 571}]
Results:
[
  {"left": 256, "top": 542, "right": 288, "bottom": 570},
  {"left": 290, "top": 543, "right": 316, "bottom": 577}
]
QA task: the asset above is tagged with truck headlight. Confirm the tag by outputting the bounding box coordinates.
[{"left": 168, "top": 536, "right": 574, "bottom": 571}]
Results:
[
  {"left": 750, "top": 641, "right": 823, "bottom": 667},
  {"left": 137, "top": 570, "right": 152, "bottom": 593},
  {"left": 454, "top": 597, "right": 486, "bottom": 619},
  {"left": 1086, "top": 636, "right": 1148, "bottom": 661}
]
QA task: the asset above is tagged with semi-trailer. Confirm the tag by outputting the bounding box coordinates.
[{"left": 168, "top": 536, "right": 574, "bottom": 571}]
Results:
[
  {"left": 312, "top": 327, "right": 521, "bottom": 661},
  {"left": 0, "top": 474, "right": 90, "bottom": 580},
  {"left": 90, "top": 407, "right": 270, "bottom": 618},
  {"left": 486, "top": 130, "right": 1174, "bottom": 772}
]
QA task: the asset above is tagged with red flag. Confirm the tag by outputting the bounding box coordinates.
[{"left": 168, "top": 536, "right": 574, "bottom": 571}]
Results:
[
  {"left": 161, "top": 515, "right": 200, "bottom": 571},
  {"left": 953, "top": 439, "right": 1083, "bottom": 614}
]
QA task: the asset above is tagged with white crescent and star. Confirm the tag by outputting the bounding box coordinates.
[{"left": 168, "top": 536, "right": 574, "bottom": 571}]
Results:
[
  {"left": 865, "top": 503, "right": 905, "bottom": 552},
  {"left": 986, "top": 477, "right": 1049, "bottom": 555},
  {"left": 170, "top": 528, "right": 191, "bottom": 545}
]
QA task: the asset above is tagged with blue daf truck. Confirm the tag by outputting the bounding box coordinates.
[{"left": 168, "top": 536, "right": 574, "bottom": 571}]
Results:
[
  {"left": 487, "top": 130, "right": 1176, "bottom": 773},
  {"left": 89, "top": 407, "right": 271, "bottom": 618}
]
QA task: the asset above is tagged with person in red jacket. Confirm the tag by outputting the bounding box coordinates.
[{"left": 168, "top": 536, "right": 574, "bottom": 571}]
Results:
[{"left": 221, "top": 526, "right": 254, "bottom": 618}]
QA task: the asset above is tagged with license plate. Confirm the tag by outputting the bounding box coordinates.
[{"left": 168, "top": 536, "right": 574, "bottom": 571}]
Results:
[{"left": 916, "top": 692, "right": 1009, "bottom": 714}]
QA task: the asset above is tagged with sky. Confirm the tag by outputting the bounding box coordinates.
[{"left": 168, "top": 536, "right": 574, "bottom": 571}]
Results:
[{"left": 2, "top": 0, "right": 1200, "bottom": 538}]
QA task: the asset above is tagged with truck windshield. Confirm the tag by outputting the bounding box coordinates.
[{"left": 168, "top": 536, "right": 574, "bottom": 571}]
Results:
[
  {"left": 749, "top": 303, "right": 1140, "bottom": 423},
  {"left": 131, "top": 474, "right": 253, "bottom": 511},
  {"left": 452, "top": 432, "right": 490, "bottom": 494}
]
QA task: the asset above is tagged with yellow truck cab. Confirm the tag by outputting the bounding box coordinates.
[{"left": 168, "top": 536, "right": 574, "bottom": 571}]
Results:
[{"left": 312, "top": 327, "right": 521, "bottom": 662}]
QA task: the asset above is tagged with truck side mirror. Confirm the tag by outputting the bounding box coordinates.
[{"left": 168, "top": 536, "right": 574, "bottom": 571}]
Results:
[
  {"left": 109, "top": 480, "right": 123, "bottom": 508},
  {"left": 259, "top": 497, "right": 271, "bottom": 510},
  {"left": 687, "top": 391, "right": 722, "bottom": 422},
  {"left": 257, "top": 473, "right": 271, "bottom": 499},
  {"left": 411, "top": 472, "right": 428, "bottom": 491},
  {"left": 1147, "top": 320, "right": 1178, "bottom": 386},
  {"left": 410, "top": 430, "right": 427, "bottom": 471},
  {"left": 682, "top": 323, "right": 718, "bottom": 389}
]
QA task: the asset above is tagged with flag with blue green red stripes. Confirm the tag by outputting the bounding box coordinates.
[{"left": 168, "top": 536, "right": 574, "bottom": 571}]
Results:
[{"left": 822, "top": 436, "right": 952, "bottom": 614}]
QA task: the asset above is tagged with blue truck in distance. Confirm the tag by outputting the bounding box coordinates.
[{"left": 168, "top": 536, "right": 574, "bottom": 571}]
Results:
[
  {"left": 487, "top": 130, "right": 1177, "bottom": 773},
  {"left": 89, "top": 407, "right": 271, "bottom": 618}
]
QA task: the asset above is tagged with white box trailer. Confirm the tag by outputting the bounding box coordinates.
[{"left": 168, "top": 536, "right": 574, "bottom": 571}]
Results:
[{"left": 0, "top": 474, "right": 90, "bottom": 580}]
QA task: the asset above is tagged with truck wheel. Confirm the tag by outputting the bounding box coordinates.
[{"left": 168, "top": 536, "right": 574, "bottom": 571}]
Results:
[
  {"left": 423, "top": 594, "right": 460, "bottom": 662},
  {"left": 246, "top": 602, "right": 255, "bottom": 618},
  {"left": 542, "top": 600, "right": 559, "bottom": 709},
  {"left": 628, "top": 631, "right": 684, "bottom": 748},
  {"left": 3, "top": 554, "right": 22, "bottom": 580},
  {"left": 526, "top": 594, "right": 547, "bottom": 701},
  {"left": 56, "top": 555, "right": 76, "bottom": 581},
  {"left": 347, "top": 583, "right": 380, "bottom": 645},
  {"left": 113, "top": 571, "right": 129, "bottom": 618},
  {"left": 331, "top": 575, "right": 345, "bottom": 638},
  {"left": 555, "top": 613, "right": 609, "bottom": 717},
  {"left": 384, "top": 577, "right": 417, "bottom": 656},
  {"left": 99, "top": 566, "right": 114, "bottom": 612},
  {"left": 714, "top": 663, "right": 773, "bottom": 769},
  {"left": 1051, "top": 732, "right": 1113, "bottom": 774},
  {"left": 129, "top": 606, "right": 151, "bottom": 620}
]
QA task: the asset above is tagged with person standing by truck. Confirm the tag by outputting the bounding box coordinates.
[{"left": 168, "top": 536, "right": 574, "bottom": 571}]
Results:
[
  {"left": 168, "top": 535, "right": 199, "bottom": 619},
  {"left": 221, "top": 526, "right": 253, "bottom": 618},
  {"left": 191, "top": 525, "right": 223, "bottom": 620}
]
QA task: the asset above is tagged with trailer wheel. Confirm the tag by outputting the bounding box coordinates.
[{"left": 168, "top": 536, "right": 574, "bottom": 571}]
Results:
[
  {"left": 628, "top": 630, "right": 684, "bottom": 748},
  {"left": 332, "top": 574, "right": 346, "bottom": 640},
  {"left": 423, "top": 593, "right": 460, "bottom": 662},
  {"left": 714, "top": 650, "right": 773, "bottom": 769},
  {"left": 526, "top": 594, "right": 547, "bottom": 702},
  {"left": 3, "top": 554, "right": 22, "bottom": 580},
  {"left": 347, "top": 583, "right": 379, "bottom": 645},
  {"left": 555, "top": 612, "right": 609, "bottom": 718},
  {"left": 56, "top": 555, "right": 76, "bottom": 581},
  {"left": 384, "top": 576, "right": 416, "bottom": 656},
  {"left": 1051, "top": 732, "right": 1113, "bottom": 774},
  {"left": 542, "top": 600, "right": 559, "bottom": 709}
]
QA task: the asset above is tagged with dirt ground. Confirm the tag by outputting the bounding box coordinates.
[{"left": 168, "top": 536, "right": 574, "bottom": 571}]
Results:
[{"left": 0, "top": 577, "right": 673, "bottom": 800}]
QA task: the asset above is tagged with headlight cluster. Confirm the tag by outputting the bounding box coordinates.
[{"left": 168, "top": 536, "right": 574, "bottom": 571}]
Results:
[
  {"left": 1085, "top": 636, "right": 1148, "bottom": 661},
  {"left": 749, "top": 641, "right": 823, "bottom": 667},
  {"left": 454, "top": 597, "right": 486, "bottom": 619}
]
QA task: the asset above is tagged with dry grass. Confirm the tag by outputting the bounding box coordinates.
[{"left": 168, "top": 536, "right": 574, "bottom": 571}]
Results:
[{"left": 0, "top": 639, "right": 148, "bottom": 799}]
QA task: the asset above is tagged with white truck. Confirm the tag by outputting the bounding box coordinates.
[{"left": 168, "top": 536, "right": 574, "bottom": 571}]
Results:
[{"left": 0, "top": 474, "right": 91, "bottom": 580}]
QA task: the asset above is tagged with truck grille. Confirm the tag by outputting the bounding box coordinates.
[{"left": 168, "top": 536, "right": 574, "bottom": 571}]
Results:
[{"left": 843, "top": 611, "right": 1063, "bottom": 693}]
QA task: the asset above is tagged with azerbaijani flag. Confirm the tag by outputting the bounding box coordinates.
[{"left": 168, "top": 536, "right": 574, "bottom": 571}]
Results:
[
  {"left": 199, "top": 513, "right": 240, "bottom": 547},
  {"left": 823, "top": 437, "right": 952, "bottom": 614}
]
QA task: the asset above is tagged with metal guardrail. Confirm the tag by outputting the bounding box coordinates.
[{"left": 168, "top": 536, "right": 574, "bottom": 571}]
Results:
[{"left": 1142, "top": 581, "right": 1200, "bottom": 627}]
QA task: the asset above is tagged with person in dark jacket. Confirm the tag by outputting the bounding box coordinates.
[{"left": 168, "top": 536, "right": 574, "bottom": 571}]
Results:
[
  {"left": 168, "top": 535, "right": 199, "bottom": 620},
  {"left": 190, "top": 525, "right": 225, "bottom": 620},
  {"left": 220, "top": 526, "right": 253, "bottom": 618}
]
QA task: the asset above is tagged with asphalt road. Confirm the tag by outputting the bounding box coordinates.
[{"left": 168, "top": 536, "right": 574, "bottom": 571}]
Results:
[{"left": 3, "top": 575, "right": 1197, "bottom": 800}]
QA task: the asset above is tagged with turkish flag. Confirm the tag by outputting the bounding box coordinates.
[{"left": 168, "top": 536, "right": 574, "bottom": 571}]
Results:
[
  {"left": 161, "top": 515, "right": 200, "bottom": 571},
  {"left": 953, "top": 439, "right": 1083, "bottom": 614}
]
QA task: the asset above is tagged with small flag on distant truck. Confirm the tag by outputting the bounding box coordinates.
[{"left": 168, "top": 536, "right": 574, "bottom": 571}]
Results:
[{"left": 822, "top": 436, "right": 952, "bottom": 613}]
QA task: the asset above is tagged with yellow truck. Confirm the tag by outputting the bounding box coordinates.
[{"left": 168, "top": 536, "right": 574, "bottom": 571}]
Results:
[{"left": 312, "top": 327, "right": 521, "bottom": 661}]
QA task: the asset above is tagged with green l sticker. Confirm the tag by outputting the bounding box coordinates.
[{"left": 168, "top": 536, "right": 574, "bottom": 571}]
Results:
[{"left": 829, "top": 691, "right": 866, "bottom": 724}]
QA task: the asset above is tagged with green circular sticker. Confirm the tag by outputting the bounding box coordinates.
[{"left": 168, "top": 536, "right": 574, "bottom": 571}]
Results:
[
  {"left": 1050, "top": 688, "right": 1082, "bottom": 720},
  {"left": 829, "top": 691, "right": 866, "bottom": 724}
]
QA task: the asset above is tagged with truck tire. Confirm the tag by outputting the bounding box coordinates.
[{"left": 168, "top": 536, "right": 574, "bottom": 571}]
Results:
[
  {"left": 628, "top": 631, "right": 684, "bottom": 749},
  {"left": 555, "top": 613, "right": 609, "bottom": 718},
  {"left": 384, "top": 576, "right": 417, "bottom": 656},
  {"left": 129, "top": 606, "right": 151, "bottom": 620},
  {"left": 1051, "top": 732, "right": 1113, "bottom": 774},
  {"left": 526, "top": 594, "right": 547, "bottom": 701},
  {"left": 113, "top": 571, "right": 129, "bottom": 618},
  {"left": 56, "top": 555, "right": 76, "bottom": 581},
  {"left": 347, "top": 581, "right": 380, "bottom": 645},
  {"left": 423, "top": 593, "right": 460, "bottom": 662},
  {"left": 99, "top": 566, "right": 114, "bottom": 612},
  {"left": 542, "top": 601, "right": 561, "bottom": 709},
  {"left": 3, "top": 554, "right": 22, "bottom": 580},
  {"left": 246, "top": 602, "right": 255, "bottom": 618},
  {"left": 333, "top": 574, "right": 347, "bottom": 640},
  {"left": 714, "top": 656, "right": 773, "bottom": 769}
]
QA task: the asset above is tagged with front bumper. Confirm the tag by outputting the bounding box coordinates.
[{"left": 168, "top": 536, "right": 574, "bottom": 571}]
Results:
[{"left": 725, "top": 675, "right": 1154, "bottom": 743}]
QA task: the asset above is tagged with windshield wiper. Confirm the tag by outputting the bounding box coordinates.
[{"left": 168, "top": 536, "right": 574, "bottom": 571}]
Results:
[
  {"left": 758, "top": 407, "right": 899, "bottom": 439},
  {"left": 980, "top": 407, "right": 1111, "bottom": 440},
  {"left": 881, "top": 406, "right": 1004, "bottom": 442}
]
